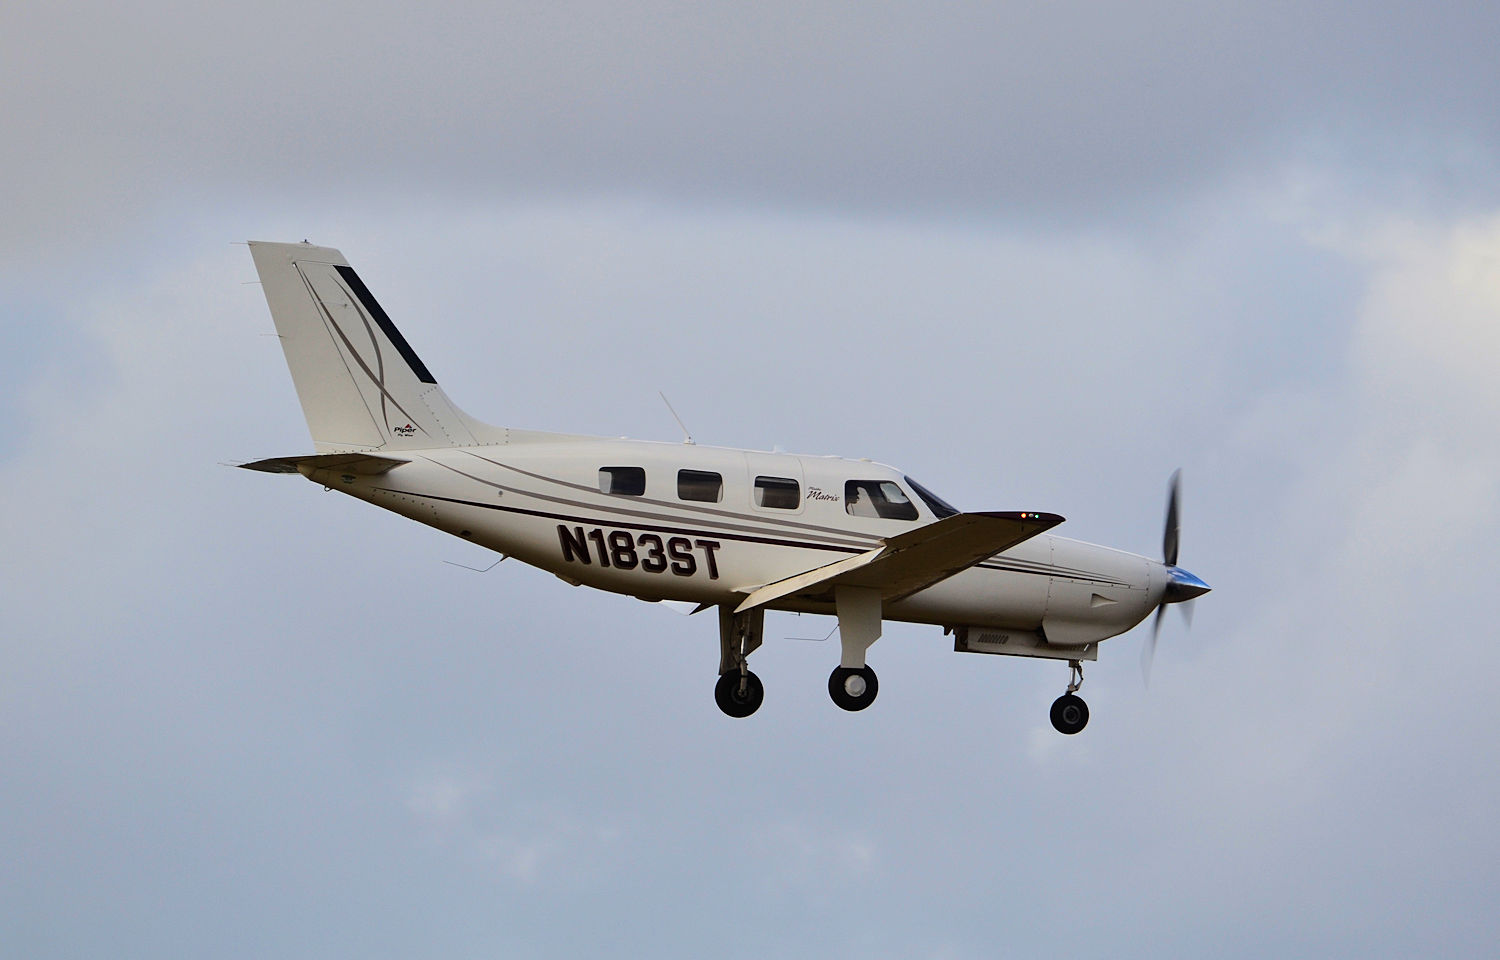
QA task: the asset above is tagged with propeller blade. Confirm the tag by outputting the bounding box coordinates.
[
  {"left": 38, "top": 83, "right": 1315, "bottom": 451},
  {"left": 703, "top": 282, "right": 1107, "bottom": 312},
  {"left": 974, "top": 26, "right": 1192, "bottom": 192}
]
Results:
[
  {"left": 1163, "top": 468, "right": 1181, "bottom": 567},
  {"left": 1144, "top": 470, "right": 1211, "bottom": 687},
  {"left": 1142, "top": 602, "right": 1166, "bottom": 684}
]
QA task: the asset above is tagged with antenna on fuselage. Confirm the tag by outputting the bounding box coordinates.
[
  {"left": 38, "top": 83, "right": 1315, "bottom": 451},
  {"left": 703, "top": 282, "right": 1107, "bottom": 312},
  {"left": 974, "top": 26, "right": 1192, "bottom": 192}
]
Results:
[
  {"left": 659, "top": 392, "right": 696, "bottom": 445},
  {"left": 442, "top": 556, "right": 506, "bottom": 573}
]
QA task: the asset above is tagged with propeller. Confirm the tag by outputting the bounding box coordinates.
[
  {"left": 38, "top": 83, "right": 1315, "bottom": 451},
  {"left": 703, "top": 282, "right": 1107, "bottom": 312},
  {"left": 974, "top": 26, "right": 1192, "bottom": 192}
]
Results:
[
  {"left": 1142, "top": 469, "right": 1210, "bottom": 684},
  {"left": 1163, "top": 468, "right": 1181, "bottom": 567}
]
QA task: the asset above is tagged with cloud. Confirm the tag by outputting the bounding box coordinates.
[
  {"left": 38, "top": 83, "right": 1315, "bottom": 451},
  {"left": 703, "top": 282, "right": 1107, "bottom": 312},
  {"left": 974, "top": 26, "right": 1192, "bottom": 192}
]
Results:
[
  {"left": 6, "top": 1, "right": 1500, "bottom": 268},
  {"left": 1346, "top": 214, "right": 1500, "bottom": 407},
  {"left": 1126, "top": 205, "right": 1500, "bottom": 950},
  {"left": 751, "top": 819, "right": 880, "bottom": 889},
  {"left": 5, "top": 5, "right": 1500, "bottom": 946}
]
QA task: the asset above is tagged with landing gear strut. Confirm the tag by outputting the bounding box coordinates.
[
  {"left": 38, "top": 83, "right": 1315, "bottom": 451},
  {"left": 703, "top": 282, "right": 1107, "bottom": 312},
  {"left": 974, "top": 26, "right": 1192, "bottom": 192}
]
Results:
[
  {"left": 828, "top": 585, "right": 882, "bottom": 712},
  {"left": 1049, "top": 659, "right": 1089, "bottom": 735},
  {"left": 715, "top": 606, "right": 765, "bottom": 718}
]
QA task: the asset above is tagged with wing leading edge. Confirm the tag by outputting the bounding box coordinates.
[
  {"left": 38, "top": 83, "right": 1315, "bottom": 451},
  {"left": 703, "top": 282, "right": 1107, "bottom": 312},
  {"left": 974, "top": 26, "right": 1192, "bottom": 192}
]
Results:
[{"left": 734, "top": 510, "right": 1064, "bottom": 614}]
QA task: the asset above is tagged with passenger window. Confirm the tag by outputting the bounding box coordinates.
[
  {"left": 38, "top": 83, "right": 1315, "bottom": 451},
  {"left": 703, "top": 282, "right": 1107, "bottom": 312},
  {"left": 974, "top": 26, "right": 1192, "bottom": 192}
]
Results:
[
  {"left": 598, "top": 466, "right": 646, "bottom": 496},
  {"left": 754, "top": 476, "right": 801, "bottom": 509},
  {"left": 678, "top": 469, "right": 723, "bottom": 503},
  {"left": 845, "top": 480, "right": 919, "bottom": 521}
]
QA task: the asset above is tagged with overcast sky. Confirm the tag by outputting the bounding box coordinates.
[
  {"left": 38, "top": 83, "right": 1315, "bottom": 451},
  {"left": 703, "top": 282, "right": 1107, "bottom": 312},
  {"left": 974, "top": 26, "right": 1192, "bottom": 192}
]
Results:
[{"left": 3, "top": 2, "right": 1499, "bottom": 957}]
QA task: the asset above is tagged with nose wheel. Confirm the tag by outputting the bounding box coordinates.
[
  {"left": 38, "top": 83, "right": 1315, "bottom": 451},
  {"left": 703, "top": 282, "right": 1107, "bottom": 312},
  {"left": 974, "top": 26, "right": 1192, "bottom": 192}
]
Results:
[
  {"left": 828, "top": 665, "right": 879, "bottom": 711},
  {"left": 1049, "top": 659, "right": 1089, "bottom": 735}
]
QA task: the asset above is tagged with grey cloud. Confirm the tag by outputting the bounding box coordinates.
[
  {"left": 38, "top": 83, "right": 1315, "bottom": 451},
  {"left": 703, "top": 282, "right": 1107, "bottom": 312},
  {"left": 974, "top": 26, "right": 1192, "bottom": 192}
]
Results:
[
  {"left": 5, "top": 5, "right": 1500, "bottom": 956},
  {"left": 5, "top": 1, "right": 1500, "bottom": 265},
  {"left": 5, "top": 194, "right": 1499, "bottom": 956}
]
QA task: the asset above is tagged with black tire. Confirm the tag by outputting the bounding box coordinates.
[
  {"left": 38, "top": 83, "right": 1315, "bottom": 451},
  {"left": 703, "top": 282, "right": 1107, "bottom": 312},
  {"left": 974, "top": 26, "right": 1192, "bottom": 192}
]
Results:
[
  {"left": 828, "top": 665, "right": 879, "bottom": 712},
  {"left": 1050, "top": 693, "right": 1089, "bottom": 735},
  {"left": 714, "top": 670, "right": 764, "bottom": 718}
]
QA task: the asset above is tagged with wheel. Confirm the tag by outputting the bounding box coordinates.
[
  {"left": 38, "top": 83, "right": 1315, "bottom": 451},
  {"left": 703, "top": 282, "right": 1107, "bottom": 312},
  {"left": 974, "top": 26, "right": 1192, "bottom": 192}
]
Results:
[
  {"left": 828, "top": 665, "right": 879, "bottom": 712},
  {"left": 714, "top": 670, "right": 764, "bottom": 718},
  {"left": 1050, "top": 693, "right": 1089, "bottom": 735}
]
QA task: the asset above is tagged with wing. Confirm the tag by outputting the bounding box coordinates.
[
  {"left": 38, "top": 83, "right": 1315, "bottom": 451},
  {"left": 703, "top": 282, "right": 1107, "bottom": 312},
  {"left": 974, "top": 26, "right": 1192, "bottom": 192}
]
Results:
[{"left": 734, "top": 511, "right": 1063, "bottom": 614}]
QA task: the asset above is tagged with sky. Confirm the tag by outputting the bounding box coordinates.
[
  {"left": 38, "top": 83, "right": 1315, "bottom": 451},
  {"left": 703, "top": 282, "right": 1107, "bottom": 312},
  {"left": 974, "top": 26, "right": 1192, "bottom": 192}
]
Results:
[{"left": 3, "top": 2, "right": 1499, "bottom": 957}]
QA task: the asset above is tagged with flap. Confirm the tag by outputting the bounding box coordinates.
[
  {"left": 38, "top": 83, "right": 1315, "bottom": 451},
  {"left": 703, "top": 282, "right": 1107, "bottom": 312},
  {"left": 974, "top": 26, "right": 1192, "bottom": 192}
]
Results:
[{"left": 734, "top": 510, "right": 1063, "bottom": 614}]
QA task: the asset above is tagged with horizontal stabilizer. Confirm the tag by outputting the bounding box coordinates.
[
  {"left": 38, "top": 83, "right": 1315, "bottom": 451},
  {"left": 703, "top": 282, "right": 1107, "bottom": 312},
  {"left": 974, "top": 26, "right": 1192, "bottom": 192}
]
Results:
[
  {"left": 734, "top": 510, "right": 1063, "bottom": 613},
  {"left": 237, "top": 453, "right": 410, "bottom": 476}
]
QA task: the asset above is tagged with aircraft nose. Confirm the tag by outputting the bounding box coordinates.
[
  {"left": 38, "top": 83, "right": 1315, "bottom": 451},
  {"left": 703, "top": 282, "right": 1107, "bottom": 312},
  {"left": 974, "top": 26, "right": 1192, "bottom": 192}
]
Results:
[{"left": 1163, "top": 565, "right": 1211, "bottom": 603}]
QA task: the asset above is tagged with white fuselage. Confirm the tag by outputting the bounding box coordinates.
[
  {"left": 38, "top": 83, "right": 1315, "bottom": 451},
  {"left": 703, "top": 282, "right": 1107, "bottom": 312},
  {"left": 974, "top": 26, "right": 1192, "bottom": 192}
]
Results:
[{"left": 296, "top": 434, "right": 1165, "bottom": 648}]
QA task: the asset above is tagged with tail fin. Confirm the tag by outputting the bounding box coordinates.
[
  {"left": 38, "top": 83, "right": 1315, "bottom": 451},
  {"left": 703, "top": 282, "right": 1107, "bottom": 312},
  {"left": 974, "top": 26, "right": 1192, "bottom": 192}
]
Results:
[{"left": 248, "top": 241, "right": 497, "bottom": 452}]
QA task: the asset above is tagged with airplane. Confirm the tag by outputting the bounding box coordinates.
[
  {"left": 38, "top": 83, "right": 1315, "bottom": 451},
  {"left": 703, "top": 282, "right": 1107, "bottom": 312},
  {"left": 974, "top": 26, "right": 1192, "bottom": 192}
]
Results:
[{"left": 238, "top": 240, "right": 1210, "bottom": 734}]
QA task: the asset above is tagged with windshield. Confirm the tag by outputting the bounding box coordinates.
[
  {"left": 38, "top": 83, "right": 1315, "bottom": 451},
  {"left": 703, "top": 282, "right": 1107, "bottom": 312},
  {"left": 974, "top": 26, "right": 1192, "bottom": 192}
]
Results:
[
  {"left": 846, "top": 480, "right": 919, "bottom": 521},
  {"left": 904, "top": 476, "right": 959, "bottom": 518}
]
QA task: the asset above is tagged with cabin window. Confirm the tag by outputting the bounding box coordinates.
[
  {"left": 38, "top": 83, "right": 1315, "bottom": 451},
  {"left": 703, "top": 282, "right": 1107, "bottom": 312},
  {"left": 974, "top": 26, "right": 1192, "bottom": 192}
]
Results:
[
  {"left": 754, "top": 476, "right": 801, "bottom": 509},
  {"left": 678, "top": 469, "right": 723, "bottom": 503},
  {"left": 904, "top": 476, "right": 959, "bottom": 518},
  {"left": 845, "top": 480, "right": 920, "bottom": 521},
  {"left": 598, "top": 466, "right": 646, "bottom": 496}
]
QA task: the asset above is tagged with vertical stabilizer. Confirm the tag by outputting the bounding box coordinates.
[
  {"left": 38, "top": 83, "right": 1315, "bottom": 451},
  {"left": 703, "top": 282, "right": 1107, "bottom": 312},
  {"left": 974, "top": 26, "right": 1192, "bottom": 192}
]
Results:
[{"left": 249, "top": 241, "right": 496, "bottom": 452}]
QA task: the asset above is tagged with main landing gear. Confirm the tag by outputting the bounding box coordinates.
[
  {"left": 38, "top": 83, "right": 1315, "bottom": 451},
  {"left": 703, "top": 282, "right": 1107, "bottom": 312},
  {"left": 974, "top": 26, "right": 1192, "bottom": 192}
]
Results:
[
  {"left": 828, "top": 584, "right": 881, "bottom": 712},
  {"left": 715, "top": 606, "right": 766, "bottom": 718},
  {"left": 1049, "top": 659, "right": 1089, "bottom": 735},
  {"left": 714, "top": 587, "right": 886, "bottom": 718}
]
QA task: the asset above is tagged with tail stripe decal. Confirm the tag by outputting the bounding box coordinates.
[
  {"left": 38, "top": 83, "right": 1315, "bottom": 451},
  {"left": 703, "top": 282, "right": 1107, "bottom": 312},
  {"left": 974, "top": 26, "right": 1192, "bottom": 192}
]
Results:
[
  {"left": 297, "top": 265, "right": 430, "bottom": 439},
  {"left": 334, "top": 265, "right": 437, "bottom": 384}
]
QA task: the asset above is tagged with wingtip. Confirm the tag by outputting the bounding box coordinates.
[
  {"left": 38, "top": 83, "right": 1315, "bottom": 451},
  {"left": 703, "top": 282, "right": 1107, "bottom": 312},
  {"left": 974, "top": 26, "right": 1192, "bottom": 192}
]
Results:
[{"left": 973, "top": 510, "right": 1065, "bottom": 525}]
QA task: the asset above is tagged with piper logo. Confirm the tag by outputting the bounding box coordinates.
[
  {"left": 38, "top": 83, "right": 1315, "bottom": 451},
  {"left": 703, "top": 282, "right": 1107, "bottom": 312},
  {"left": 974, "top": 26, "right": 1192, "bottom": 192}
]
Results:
[{"left": 393, "top": 423, "right": 417, "bottom": 437}]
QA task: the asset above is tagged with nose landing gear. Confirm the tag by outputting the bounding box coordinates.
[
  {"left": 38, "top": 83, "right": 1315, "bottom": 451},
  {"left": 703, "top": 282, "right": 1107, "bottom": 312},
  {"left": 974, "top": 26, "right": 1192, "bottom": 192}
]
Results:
[{"left": 1050, "top": 659, "right": 1089, "bottom": 735}]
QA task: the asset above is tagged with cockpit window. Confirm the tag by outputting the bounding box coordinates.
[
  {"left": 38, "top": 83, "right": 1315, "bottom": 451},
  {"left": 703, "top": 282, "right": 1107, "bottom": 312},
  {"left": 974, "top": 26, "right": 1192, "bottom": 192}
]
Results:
[
  {"left": 845, "top": 480, "right": 919, "bottom": 521},
  {"left": 598, "top": 466, "right": 646, "bottom": 496},
  {"left": 904, "top": 476, "right": 959, "bottom": 518},
  {"left": 754, "top": 476, "right": 801, "bottom": 509}
]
